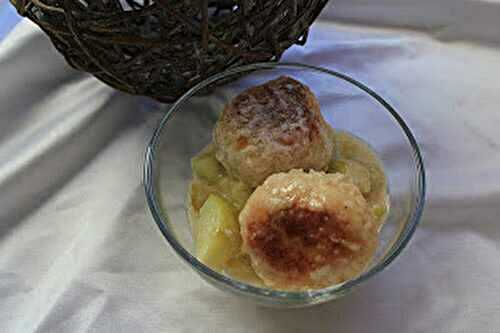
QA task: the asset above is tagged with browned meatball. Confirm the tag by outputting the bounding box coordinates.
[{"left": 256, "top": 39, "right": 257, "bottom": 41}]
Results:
[
  {"left": 213, "top": 76, "right": 334, "bottom": 188},
  {"left": 239, "top": 170, "right": 378, "bottom": 290}
]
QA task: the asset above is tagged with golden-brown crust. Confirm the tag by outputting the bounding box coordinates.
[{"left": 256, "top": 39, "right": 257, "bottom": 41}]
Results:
[
  {"left": 213, "top": 76, "right": 334, "bottom": 188},
  {"left": 246, "top": 206, "right": 361, "bottom": 283},
  {"left": 224, "top": 76, "right": 320, "bottom": 144}
]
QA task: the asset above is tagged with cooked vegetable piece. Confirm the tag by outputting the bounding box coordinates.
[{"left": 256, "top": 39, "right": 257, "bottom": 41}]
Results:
[
  {"left": 329, "top": 159, "right": 371, "bottom": 195},
  {"left": 196, "top": 195, "right": 242, "bottom": 271}
]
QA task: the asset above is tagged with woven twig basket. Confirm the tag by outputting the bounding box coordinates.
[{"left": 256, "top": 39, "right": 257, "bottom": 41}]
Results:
[{"left": 10, "top": 0, "right": 328, "bottom": 102}]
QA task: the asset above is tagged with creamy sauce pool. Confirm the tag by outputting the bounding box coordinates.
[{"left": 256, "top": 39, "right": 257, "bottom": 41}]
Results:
[{"left": 334, "top": 130, "right": 389, "bottom": 228}]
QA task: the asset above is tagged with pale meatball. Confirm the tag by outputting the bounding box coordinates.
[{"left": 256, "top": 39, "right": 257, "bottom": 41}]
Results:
[
  {"left": 239, "top": 170, "right": 378, "bottom": 291},
  {"left": 213, "top": 76, "right": 334, "bottom": 188}
]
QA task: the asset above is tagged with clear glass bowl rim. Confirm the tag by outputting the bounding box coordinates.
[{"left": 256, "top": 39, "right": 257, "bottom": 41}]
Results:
[{"left": 144, "top": 62, "right": 426, "bottom": 301}]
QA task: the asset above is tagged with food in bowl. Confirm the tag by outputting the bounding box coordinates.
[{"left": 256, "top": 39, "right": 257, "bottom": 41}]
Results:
[{"left": 187, "top": 76, "right": 389, "bottom": 291}]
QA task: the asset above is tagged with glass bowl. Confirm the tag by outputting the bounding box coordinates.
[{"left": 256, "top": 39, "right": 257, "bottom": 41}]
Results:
[{"left": 144, "top": 63, "right": 426, "bottom": 308}]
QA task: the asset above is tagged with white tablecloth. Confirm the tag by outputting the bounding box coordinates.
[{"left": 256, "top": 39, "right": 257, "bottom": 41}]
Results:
[{"left": 1, "top": 1, "right": 499, "bottom": 332}]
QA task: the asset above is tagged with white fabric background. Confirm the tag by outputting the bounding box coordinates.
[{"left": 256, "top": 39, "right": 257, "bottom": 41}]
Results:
[{"left": 1, "top": 1, "right": 500, "bottom": 332}]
